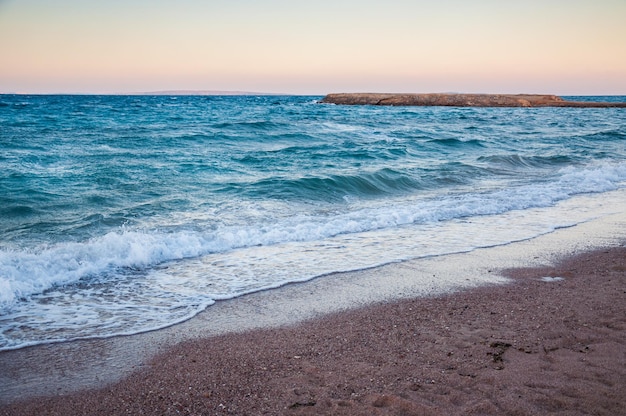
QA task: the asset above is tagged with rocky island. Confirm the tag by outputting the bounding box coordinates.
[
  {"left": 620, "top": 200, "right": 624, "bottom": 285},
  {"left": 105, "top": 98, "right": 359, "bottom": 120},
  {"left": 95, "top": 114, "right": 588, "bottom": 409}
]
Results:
[{"left": 320, "top": 93, "right": 626, "bottom": 107}]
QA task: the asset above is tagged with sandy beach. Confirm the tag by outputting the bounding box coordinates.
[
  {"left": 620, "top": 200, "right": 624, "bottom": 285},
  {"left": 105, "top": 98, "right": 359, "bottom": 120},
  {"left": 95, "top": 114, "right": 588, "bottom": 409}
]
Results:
[{"left": 1, "top": 210, "right": 625, "bottom": 415}]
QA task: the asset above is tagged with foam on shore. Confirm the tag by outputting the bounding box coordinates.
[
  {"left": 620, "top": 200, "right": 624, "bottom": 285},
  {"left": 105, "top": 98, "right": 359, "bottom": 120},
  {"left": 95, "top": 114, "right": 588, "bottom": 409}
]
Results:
[{"left": 1, "top": 204, "right": 625, "bottom": 404}]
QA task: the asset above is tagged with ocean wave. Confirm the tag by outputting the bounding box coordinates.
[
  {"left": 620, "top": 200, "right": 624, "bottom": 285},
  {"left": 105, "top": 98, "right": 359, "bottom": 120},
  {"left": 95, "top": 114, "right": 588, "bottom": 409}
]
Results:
[
  {"left": 0, "top": 230, "right": 212, "bottom": 309},
  {"left": 221, "top": 162, "right": 492, "bottom": 201},
  {"left": 477, "top": 154, "right": 576, "bottom": 169},
  {"left": 427, "top": 137, "right": 485, "bottom": 147},
  {"left": 211, "top": 120, "right": 284, "bottom": 131},
  {"left": 2, "top": 162, "right": 624, "bottom": 310},
  {"left": 248, "top": 168, "right": 425, "bottom": 200},
  {"left": 575, "top": 128, "right": 626, "bottom": 141}
]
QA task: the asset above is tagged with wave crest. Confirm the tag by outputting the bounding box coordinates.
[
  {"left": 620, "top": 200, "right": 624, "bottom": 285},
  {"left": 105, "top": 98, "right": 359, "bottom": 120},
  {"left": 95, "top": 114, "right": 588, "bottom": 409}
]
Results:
[{"left": 2, "top": 162, "right": 624, "bottom": 309}]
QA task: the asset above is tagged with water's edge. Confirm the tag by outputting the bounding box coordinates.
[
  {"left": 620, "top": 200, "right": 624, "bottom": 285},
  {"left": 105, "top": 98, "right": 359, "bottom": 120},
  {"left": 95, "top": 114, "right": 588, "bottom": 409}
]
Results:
[{"left": 1, "top": 208, "right": 624, "bottom": 404}]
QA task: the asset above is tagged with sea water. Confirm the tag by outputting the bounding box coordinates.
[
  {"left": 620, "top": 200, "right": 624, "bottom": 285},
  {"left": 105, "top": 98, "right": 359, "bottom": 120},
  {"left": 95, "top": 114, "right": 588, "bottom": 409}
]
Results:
[{"left": 1, "top": 94, "right": 625, "bottom": 351}]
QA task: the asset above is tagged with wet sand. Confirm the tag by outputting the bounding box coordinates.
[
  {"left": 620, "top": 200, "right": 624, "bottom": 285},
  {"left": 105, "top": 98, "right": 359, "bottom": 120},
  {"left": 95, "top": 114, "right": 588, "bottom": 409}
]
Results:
[{"left": 1, "top": 211, "right": 625, "bottom": 415}]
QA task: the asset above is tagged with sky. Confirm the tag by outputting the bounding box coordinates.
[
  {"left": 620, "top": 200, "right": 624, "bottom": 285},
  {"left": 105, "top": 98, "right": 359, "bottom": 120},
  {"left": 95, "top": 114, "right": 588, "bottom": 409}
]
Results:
[{"left": 1, "top": 0, "right": 625, "bottom": 95}]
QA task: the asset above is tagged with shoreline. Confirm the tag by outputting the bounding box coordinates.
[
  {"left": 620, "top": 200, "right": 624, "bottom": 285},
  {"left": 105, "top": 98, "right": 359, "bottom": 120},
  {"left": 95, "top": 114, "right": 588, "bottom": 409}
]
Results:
[
  {"left": 0, "top": 208, "right": 624, "bottom": 410},
  {"left": 320, "top": 93, "right": 626, "bottom": 107}
]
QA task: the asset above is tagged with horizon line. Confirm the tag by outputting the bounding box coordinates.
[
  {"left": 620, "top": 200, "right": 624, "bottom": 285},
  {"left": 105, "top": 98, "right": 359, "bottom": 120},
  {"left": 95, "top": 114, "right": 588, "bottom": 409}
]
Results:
[{"left": 2, "top": 90, "right": 626, "bottom": 97}]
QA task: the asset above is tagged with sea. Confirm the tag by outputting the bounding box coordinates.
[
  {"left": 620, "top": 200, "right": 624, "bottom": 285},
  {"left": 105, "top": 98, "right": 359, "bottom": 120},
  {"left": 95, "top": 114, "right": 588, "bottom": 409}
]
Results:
[{"left": 1, "top": 94, "right": 625, "bottom": 351}]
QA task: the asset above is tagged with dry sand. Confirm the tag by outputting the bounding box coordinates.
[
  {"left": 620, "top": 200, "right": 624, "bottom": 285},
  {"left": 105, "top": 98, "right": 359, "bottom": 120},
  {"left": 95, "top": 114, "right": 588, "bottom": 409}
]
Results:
[{"left": 1, "top": 209, "right": 625, "bottom": 415}]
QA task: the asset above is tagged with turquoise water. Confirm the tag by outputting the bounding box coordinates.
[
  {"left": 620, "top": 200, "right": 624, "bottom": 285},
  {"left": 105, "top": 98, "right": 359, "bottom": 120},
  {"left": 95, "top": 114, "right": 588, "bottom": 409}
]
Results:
[{"left": 1, "top": 94, "right": 625, "bottom": 350}]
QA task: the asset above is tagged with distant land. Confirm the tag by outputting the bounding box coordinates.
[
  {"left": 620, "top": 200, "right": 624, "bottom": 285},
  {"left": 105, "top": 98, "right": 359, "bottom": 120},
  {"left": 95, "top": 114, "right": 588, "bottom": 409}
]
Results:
[
  {"left": 0, "top": 90, "right": 286, "bottom": 96},
  {"left": 135, "top": 90, "right": 284, "bottom": 96},
  {"left": 320, "top": 93, "right": 626, "bottom": 108}
]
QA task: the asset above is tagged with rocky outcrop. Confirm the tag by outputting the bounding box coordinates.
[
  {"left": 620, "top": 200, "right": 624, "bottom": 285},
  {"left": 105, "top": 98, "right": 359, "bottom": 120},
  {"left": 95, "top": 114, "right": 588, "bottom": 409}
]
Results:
[{"left": 320, "top": 93, "right": 626, "bottom": 108}]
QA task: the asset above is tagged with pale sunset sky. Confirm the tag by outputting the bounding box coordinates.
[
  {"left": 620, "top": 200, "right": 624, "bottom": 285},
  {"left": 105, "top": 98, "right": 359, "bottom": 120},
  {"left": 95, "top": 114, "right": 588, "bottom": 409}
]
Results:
[{"left": 1, "top": 0, "right": 625, "bottom": 95}]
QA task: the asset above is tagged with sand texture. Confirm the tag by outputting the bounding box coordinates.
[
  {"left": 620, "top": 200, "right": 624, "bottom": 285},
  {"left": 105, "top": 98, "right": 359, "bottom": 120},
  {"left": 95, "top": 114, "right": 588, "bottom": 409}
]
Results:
[
  {"left": 320, "top": 93, "right": 626, "bottom": 107},
  {"left": 1, "top": 244, "right": 624, "bottom": 415}
]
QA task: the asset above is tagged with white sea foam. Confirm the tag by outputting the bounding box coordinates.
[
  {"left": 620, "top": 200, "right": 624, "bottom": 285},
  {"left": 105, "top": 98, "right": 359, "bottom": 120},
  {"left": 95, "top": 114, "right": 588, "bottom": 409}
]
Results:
[
  {"left": 1, "top": 161, "right": 625, "bottom": 350},
  {"left": 539, "top": 276, "right": 565, "bottom": 282},
  {"left": 1, "top": 162, "right": 625, "bottom": 312},
  {"left": 2, "top": 188, "right": 624, "bottom": 351}
]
